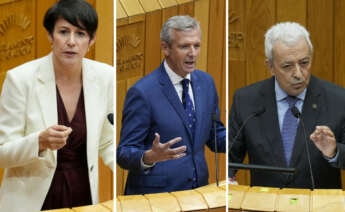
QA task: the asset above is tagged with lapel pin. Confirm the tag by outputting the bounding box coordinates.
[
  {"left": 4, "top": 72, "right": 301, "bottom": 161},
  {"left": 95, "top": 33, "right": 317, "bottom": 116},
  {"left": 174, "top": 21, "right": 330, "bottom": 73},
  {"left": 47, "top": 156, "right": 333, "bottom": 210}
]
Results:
[{"left": 312, "top": 104, "right": 317, "bottom": 109}]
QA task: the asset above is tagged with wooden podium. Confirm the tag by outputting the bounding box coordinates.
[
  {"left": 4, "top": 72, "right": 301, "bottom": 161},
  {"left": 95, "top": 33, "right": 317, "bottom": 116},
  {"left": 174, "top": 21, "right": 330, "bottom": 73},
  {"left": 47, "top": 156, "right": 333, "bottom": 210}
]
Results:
[
  {"left": 117, "top": 182, "right": 226, "bottom": 212},
  {"left": 311, "top": 189, "right": 345, "bottom": 212},
  {"left": 229, "top": 185, "right": 345, "bottom": 212}
]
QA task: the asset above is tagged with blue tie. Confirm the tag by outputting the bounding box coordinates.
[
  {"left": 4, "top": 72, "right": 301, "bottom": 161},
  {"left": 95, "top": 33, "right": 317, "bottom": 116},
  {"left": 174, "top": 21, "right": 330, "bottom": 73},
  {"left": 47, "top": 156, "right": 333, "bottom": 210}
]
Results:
[
  {"left": 181, "top": 79, "right": 196, "bottom": 137},
  {"left": 281, "top": 96, "right": 299, "bottom": 166},
  {"left": 181, "top": 78, "right": 198, "bottom": 188}
]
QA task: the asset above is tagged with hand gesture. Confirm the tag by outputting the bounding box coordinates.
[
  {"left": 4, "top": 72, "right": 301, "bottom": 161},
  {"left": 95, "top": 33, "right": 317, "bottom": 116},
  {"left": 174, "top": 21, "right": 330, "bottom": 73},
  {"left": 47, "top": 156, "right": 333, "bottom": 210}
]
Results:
[
  {"left": 38, "top": 125, "right": 72, "bottom": 152},
  {"left": 143, "top": 133, "right": 187, "bottom": 165},
  {"left": 310, "top": 125, "right": 337, "bottom": 158}
]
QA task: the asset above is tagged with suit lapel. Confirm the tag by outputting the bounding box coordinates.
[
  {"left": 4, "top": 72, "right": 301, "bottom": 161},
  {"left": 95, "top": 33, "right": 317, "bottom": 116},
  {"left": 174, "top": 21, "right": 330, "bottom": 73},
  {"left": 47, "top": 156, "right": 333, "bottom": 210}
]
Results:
[
  {"left": 290, "top": 76, "right": 321, "bottom": 167},
  {"left": 36, "top": 53, "right": 58, "bottom": 160},
  {"left": 159, "top": 64, "right": 194, "bottom": 142},
  {"left": 191, "top": 72, "right": 203, "bottom": 145},
  {"left": 82, "top": 60, "right": 101, "bottom": 158},
  {"left": 259, "top": 78, "right": 287, "bottom": 167},
  {"left": 36, "top": 54, "right": 58, "bottom": 128}
]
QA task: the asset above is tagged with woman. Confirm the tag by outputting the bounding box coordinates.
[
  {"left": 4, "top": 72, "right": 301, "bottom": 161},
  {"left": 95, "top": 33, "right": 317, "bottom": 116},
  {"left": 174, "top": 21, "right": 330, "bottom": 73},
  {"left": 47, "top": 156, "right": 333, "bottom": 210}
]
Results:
[{"left": 0, "top": 0, "right": 114, "bottom": 211}]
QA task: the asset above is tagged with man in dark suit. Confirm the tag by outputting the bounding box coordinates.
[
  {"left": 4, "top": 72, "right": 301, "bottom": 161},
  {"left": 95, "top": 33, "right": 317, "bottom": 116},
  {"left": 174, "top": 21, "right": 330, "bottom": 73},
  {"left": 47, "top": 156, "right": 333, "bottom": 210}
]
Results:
[
  {"left": 229, "top": 22, "right": 345, "bottom": 188},
  {"left": 117, "top": 16, "right": 226, "bottom": 194}
]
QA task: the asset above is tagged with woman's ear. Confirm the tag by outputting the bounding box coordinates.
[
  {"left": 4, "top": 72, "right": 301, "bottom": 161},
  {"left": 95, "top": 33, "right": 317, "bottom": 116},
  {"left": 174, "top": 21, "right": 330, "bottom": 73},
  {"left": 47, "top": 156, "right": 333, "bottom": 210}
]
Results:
[
  {"left": 89, "top": 35, "right": 96, "bottom": 47},
  {"left": 47, "top": 31, "right": 53, "bottom": 44}
]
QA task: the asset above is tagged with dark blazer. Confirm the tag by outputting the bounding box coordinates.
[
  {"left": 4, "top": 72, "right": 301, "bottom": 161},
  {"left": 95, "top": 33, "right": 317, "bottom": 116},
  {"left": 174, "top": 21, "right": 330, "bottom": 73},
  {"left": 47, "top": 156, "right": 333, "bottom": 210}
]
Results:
[
  {"left": 229, "top": 76, "right": 345, "bottom": 189},
  {"left": 117, "top": 63, "right": 226, "bottom": 194}
]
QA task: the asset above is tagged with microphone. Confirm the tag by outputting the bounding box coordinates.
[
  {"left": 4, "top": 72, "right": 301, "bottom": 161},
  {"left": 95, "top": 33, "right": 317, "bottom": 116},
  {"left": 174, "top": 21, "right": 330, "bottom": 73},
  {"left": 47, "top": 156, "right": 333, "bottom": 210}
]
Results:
[
  {"left": 229, "top": 163, "right": 296, "bottom": 173},
  {"left": 211, "top": 112, "right": 219, "bottom": 186},
  {"left": 229, "top": 106, "right": 297, "bottom": 176},
  {"left": 291, "top": 106, "right": 315, "bottom": 190},
  {"left": 229, "top": 107, "right": 266, "bottom": 158},
  {"left": 107, "top": 113, "right": 114, "bottom": 125}
]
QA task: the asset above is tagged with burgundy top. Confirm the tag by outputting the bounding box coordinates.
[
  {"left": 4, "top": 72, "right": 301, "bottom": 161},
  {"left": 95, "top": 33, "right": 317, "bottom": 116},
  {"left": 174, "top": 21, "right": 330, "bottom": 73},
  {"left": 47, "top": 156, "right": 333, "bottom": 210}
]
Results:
[{"left": 41, "top": 87, "right": 92, "bottom": 210}]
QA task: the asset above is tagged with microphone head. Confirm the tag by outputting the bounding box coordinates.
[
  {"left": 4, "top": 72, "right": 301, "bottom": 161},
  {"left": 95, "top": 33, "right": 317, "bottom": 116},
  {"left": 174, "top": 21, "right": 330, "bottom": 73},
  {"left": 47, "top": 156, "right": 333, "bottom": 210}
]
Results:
[
  {"left": 254, "top": 107, "right": 266, "bottom": 116},
  {"left": 291, "top": 106, "right": 301, "bottom": 118},
  {"left": 211, "top": 112, "right": 217, "bottom": 122},
  {"left": 107, "top": 113, "right": 114, "bottom": 125}
]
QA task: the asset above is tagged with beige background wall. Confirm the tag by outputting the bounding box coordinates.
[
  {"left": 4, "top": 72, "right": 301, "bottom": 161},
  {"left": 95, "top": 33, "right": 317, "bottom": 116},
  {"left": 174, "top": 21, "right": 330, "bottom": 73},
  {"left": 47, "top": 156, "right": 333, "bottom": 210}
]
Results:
[
  {"left": 0, "top": 0, "right": 113, "bottom": 202},
  {"left": 116, "top": 0, "right": 226, "bottom": 195},
  {"left": 229, "top": 0, "right": 345, "bottom": 189}
]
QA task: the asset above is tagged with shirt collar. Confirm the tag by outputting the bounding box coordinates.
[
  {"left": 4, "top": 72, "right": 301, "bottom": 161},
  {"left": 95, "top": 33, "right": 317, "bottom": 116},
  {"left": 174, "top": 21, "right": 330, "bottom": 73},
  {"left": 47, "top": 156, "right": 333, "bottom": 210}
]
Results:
[
  {"left": 164, "top": 60, "right": 191, "bottom": 85},
  {"left": 274, "top": 77, "right": 307, "bottom": 101}
]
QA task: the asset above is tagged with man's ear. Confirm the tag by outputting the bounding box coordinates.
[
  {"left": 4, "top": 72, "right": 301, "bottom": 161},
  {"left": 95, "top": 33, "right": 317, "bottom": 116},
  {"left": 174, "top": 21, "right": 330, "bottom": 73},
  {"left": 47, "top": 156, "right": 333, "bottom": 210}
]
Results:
[
  {"left": 265, "top": 59, "right": 275, "bottom": 76},
  {"left": 161, "top": 41, "right": 170, "bottom": 57}
]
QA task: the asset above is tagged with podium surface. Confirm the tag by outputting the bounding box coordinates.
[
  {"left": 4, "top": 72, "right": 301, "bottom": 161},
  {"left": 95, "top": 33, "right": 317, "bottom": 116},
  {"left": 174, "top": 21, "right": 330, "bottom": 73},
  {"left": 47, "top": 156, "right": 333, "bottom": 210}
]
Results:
[
  {"left": 276, "top": 188, "right": 310, "bottom": 212},
  {"left": 229, "top": 185, "right": 345, "bottom": 212},
  {"left": 312, "top": 189, "right": 345, "bottom": 212},
  {"left": 172, "top": 189, "right": 209, "bottom": 211},
  {"left": 145, "top": 192, "right": 181, "bottom": 212},
  {"left": 118, "top": 195, "right": 152, "bottom": 212},
  {"left": 117, "top": 182, "right": 226, "bottom": 212},
  {"left": 241, "top": 186, "right": 280, "bottom": 211}
]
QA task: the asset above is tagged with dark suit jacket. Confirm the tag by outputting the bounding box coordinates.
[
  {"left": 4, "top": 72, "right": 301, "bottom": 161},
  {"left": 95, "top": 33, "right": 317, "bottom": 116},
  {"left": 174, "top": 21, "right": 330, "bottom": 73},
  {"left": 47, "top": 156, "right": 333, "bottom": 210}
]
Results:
[
  {"left": 229, "top": 76, "right": 345, "bottom": 189},
  {"left": 117, "top": 63, "right": 226, "bottom": 194}
]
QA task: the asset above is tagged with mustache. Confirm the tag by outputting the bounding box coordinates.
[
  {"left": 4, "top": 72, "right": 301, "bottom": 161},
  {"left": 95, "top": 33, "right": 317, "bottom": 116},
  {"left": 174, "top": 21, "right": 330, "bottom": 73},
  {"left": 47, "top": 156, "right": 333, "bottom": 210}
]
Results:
[{"left": 291, "top": 77, "right": 305, "bottom": 84}]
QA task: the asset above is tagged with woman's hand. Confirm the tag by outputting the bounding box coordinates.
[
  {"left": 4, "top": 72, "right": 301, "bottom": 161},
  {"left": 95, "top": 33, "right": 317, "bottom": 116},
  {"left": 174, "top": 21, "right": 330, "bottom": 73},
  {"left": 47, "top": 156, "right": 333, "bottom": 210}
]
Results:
[{"left": 38, "top": 125, "right": 72, "bottom": 152}]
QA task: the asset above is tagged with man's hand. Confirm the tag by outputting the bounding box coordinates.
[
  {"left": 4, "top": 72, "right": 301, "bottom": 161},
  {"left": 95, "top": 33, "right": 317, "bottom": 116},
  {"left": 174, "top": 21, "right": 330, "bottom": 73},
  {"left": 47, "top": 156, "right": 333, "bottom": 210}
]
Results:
[
  {"left": 310, "top": 126, "right": 337, "bottom": 158},
  {"left": 143, "top": 133, "right": 187, "bottom": 165},
  {"left": 38, "top": 125, "right": 72, "bottom": 152}
]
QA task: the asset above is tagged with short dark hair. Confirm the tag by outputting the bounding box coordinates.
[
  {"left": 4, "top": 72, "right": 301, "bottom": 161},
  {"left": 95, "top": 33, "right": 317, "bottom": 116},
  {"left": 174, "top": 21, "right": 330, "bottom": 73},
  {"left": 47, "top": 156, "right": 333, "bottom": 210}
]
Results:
[{"left": 43, "top": 0, "right": 98, "bottom": 39}]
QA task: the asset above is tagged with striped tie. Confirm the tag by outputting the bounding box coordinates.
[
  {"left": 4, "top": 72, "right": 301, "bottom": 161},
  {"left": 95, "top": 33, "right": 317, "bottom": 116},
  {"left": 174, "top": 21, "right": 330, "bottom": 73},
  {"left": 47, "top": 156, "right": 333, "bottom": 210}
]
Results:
[{"left": 281, "top": 96, "right": 298, "bottom": 166}]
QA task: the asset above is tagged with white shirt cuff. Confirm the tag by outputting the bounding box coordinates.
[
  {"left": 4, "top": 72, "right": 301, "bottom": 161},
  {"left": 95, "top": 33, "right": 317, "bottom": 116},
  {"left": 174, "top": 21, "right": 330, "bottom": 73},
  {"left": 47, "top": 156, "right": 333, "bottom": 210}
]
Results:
[{"left": 141, "top": 154, "right": 156, "bottom": 170}]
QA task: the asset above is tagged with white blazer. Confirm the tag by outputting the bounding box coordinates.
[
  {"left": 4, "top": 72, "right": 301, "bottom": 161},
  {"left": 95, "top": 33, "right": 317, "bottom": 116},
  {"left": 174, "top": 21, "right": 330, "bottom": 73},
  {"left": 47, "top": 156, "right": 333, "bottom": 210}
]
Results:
[{"left": 0, "top": 53, "right": 114, "bottom": 212}]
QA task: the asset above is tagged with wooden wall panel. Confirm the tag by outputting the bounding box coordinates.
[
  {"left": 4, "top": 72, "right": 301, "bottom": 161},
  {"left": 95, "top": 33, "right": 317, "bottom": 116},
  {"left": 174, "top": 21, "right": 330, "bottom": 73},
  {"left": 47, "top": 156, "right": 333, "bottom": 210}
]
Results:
[
  {"left": 229, "top": 0, "right": 249, "bottom": 186},
  {"left": 194, "top": 0, "right": 209, "bottom": 71},
  {"left": 141, "top": 0, "right": 162, "bottom": 77},
  {"left": 95, "top": 0, "right": 114, "bottom": 202},
  {"left": 116, "top": 80, "right": 127, "bottom": 196},
  {"left": 178, "top": 1, "right": 194, "bottom": 16},
  {"left": 95, "top": 0, "right": 113, "bottom": 65},
  {"left": 36, "top": 0, "right": 56, "bottom": 58},
  {"left": 276, "top": 0, "right": 306, "bottom": 25},
  {"left": 307, "top": 0, "right": 334, "bottom": 82},
  {"left": 334, "top": 1, "right": 345, "bottom": 87},
  {"left": 0, "top": 0, "right": 35, "bottom": 85},
  {"left": 116, "top": 20, "right": 145, "bottom": 81},
  {"left": 245, "top": 0, "right": 275, "bottom": 85},
  {"left": 143, "top": 10, "right": 162, "bottom": 75},
  {"left": 205, "top": 0, "right": 226, "bottom": 183},
  {"left": 119, "top": 0, "right": 144, "bottom": 17},
  {"left": 158, "top": 0, "right": 178, "bottom": 8},
  {"left": 117, "top": 0, "right": 127, "bottom": 20},
  {"left": 139, "top": 0, "right": 161, "bottom": 12}
]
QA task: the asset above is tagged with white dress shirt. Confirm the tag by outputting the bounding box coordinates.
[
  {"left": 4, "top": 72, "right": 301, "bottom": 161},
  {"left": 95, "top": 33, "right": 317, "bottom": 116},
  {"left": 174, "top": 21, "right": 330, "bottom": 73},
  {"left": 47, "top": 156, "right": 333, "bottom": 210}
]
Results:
[{"left": 164, "top": 60, "right": 195, "bottom": 108}]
